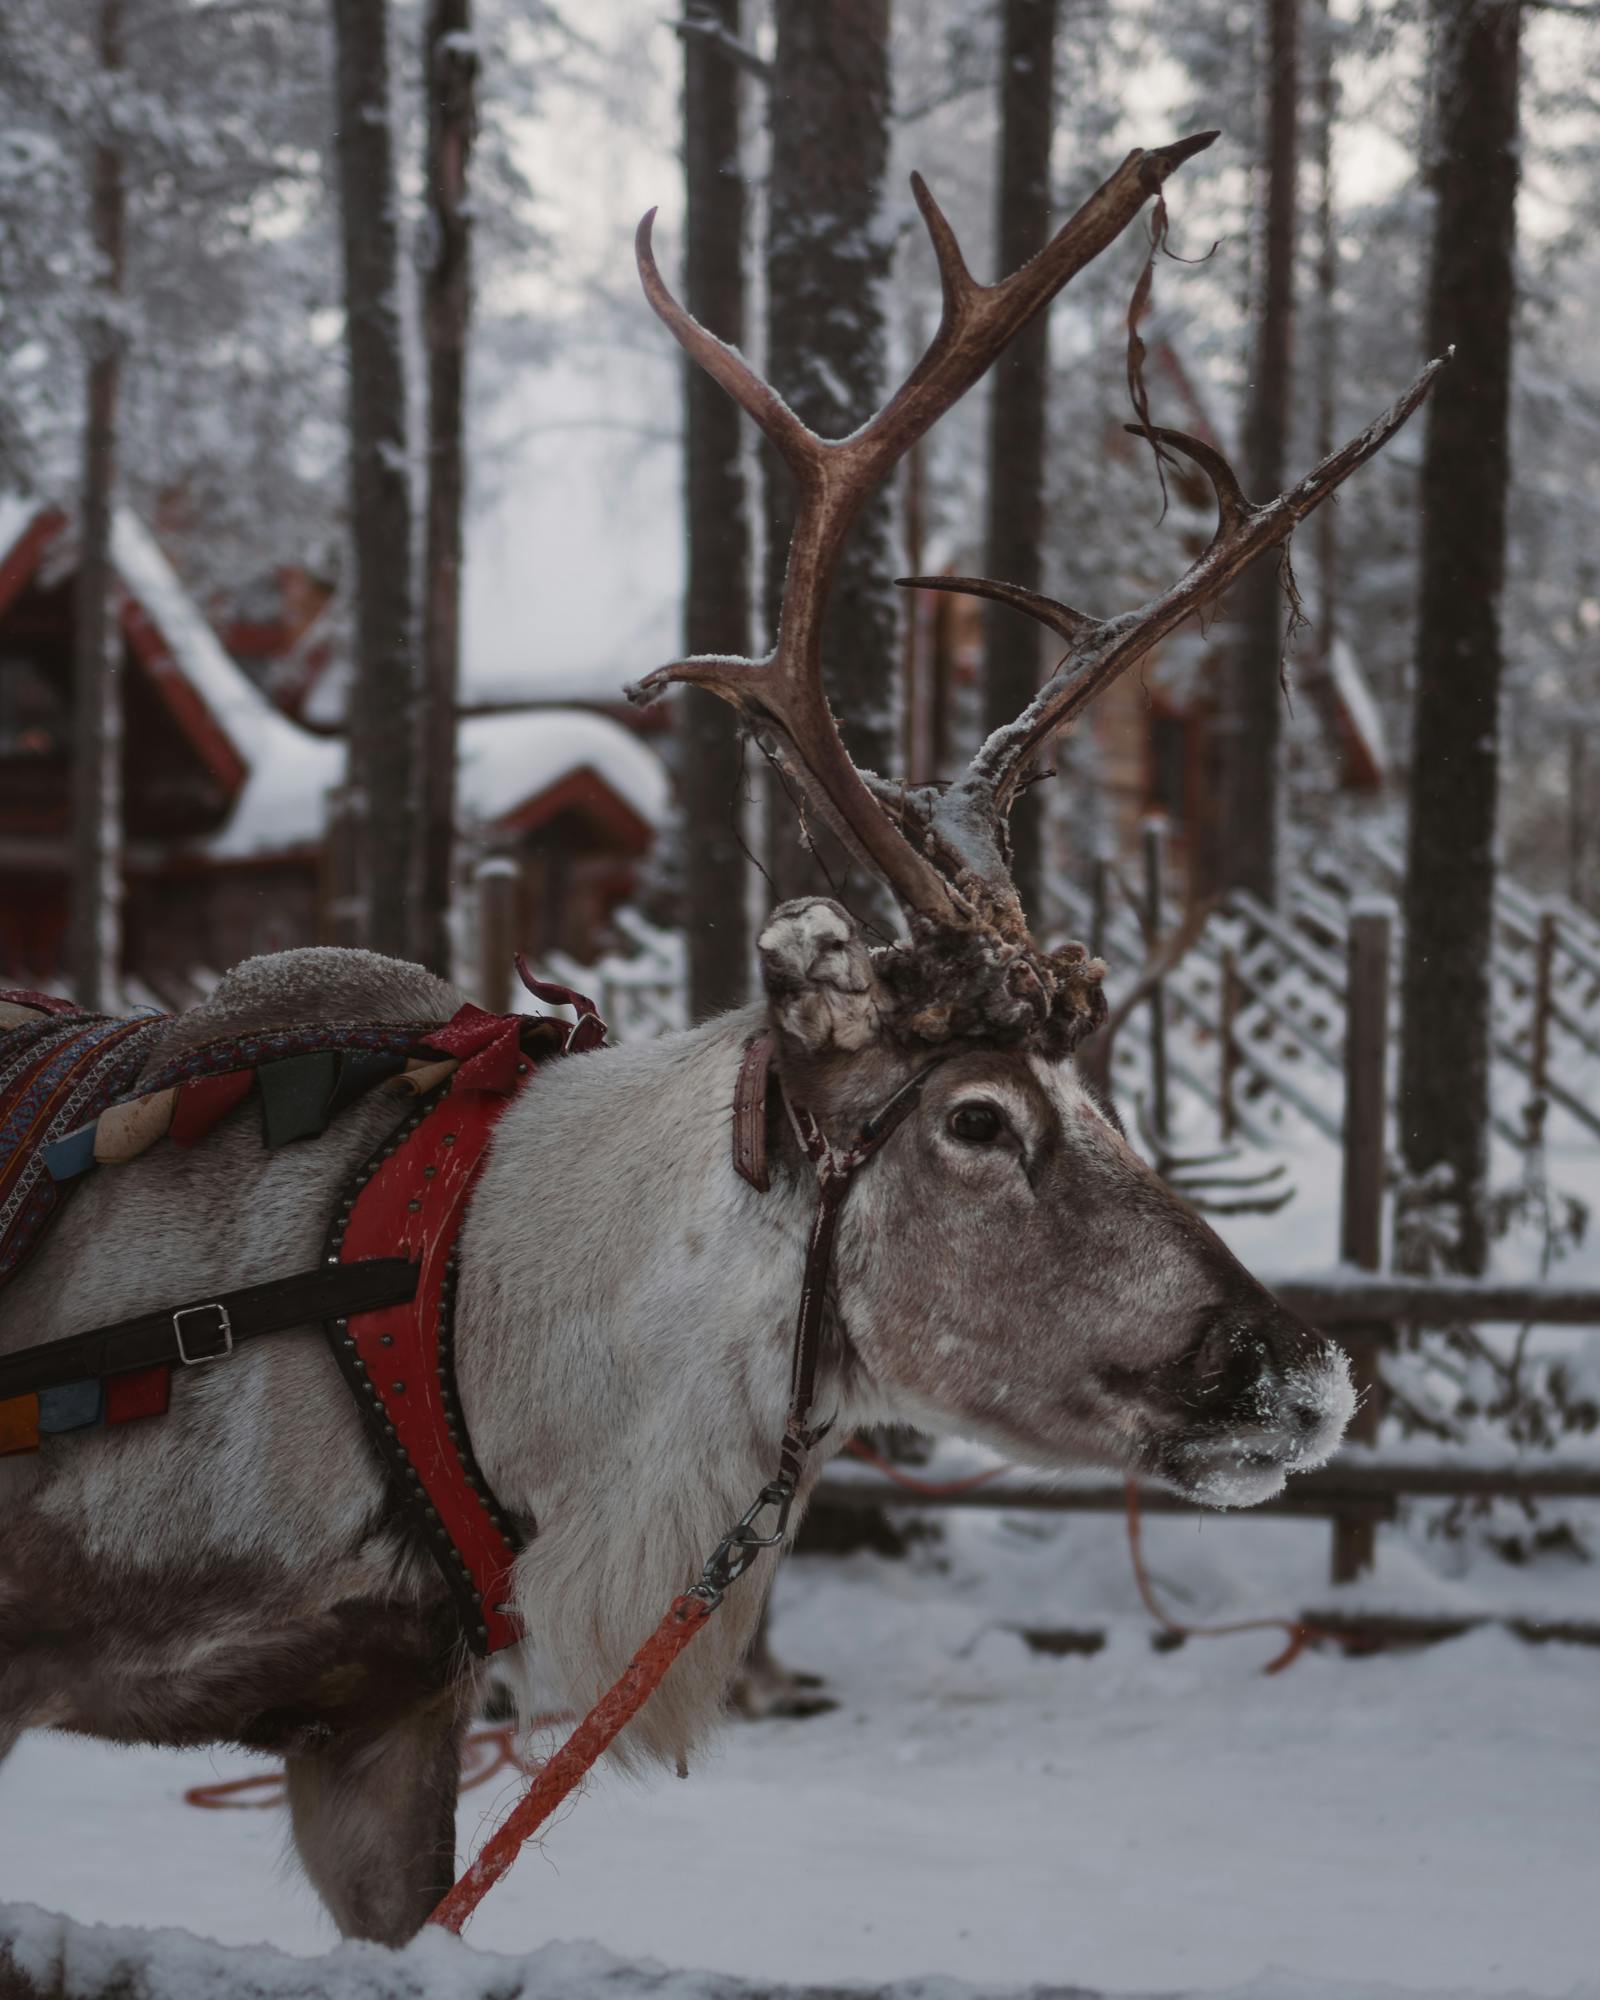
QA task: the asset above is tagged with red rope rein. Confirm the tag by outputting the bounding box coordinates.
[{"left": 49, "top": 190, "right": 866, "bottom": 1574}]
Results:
[
  {"left": 428, "top": 1592, "right": 716, "bottom": 1934},
  {"left": 182, "top": 1717, "right": 573, "bottom": 1811},
  {"left": 840, "top": 1435, "right": 1015, "bottom": 1496},
  {"left": 1122, "top": 1478, "right": 1323, "bottom": 1674}
]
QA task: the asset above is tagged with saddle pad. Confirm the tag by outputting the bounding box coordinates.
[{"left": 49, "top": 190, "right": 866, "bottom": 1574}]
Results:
[{"left": 0, "top": 1003, "right": 170, "bottom": 1294}]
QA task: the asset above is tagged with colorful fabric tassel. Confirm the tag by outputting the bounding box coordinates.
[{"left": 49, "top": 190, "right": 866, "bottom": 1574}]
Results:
[
  {"left": 0, "top": 1393, "right": 40, "bottom": 1455},
  {"left": 38, "top": 1381, "right": 103, "bottom": 1434},
  {"left": 105, "top": 1367, "right": 170, "bottom": 1426},
  {"left": 39, "top": 1123, "right": 99, "bottom": 1183},
  {"left": 93, "top": 1086, "right": 177, "bottom": 1165},
  {"left": 169, "top": 1069, "right": 253, "bottom": 1147},
  {"left": 390, "top": 1056, "right": 459, "bottom": 1098},
  {"left": 258, "top": 1053, "right": 340, "bottom": 1148}
]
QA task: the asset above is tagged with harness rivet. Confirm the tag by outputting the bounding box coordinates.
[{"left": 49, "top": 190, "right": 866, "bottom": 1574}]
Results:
[
  {"left": 379, "top": 1333, "right": 394, "bottom": 1347},
  {"left": 407, "top": 1199, "right": 421, "bottom": 1213},
  {"left": 392, "top": 1379, "right": 406, "bottom": 1393}
]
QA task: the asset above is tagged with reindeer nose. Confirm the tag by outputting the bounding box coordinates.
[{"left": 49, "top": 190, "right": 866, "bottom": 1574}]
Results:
[{"left": 1174, "top": 1302, "right": 1353, "bottom": 1465}]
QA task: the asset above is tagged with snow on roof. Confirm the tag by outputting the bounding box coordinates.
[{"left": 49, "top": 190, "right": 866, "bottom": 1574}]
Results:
[
  {"left": 0, "top": 492, "right": 43, "bottom": 563},
  {"left": 0, "top": 491, "right": 671, "bottom": 859},
  {"left": 209, "top": 706, "right": 669, "bottom": 862},
  {"left": 1326, "top": 635, "right": 1390, "bottom": 786},
  {"left": 109, "top": 508, "right": 283, "bottom": 754},
  {"left": 458, "top": 706, "right": 670, "bottom": 829}
]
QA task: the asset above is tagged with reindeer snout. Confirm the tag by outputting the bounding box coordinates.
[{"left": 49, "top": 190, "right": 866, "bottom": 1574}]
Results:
[{"left": 1156, "top": 1302, "right": 1355, "bottom": 1507}]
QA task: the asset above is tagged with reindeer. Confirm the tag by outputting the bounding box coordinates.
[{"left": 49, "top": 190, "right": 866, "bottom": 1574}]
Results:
[{"left": 0, "top": 131, "right": 1435, "bottom": 1947}]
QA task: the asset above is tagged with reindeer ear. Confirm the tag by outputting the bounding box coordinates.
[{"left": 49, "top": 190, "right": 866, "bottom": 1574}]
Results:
[{"left": 758, "top": 898, "right": 885, "bottom": 1056}]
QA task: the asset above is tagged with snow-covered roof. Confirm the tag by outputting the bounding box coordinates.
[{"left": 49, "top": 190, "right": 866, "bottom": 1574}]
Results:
[
  {"left": 0, "top": 492, "right": 671, "bottom": 862},
  {"left": 0, "top": 492, "right": 42, "bottom": 565},
  {"left": 209, "top": 706, "right": 667, "bottom": 861},
  {"left": 457, "top": 707, "right": 669, "bottom": 830}
]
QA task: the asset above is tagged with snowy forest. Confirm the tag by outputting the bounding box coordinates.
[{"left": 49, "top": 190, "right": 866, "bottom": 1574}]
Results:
[{"left": 3, "top": 2, "right": 1600, "bottom": 1997}]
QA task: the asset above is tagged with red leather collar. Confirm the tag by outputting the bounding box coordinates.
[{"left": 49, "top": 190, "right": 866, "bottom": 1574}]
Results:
[{"left": 324, "top": 987, "right": 605, "bottom": 1657}]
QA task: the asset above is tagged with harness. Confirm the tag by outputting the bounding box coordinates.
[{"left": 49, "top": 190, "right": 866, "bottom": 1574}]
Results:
[
  {"left": 2, "top": 981, "right": 939, "bottom": 1922},
  {"left": 0, "top": 977, "right": 604, "bottom": 1656},
  {"left": 430, "top": 1030, "right": 947, "bottom": 1932}
]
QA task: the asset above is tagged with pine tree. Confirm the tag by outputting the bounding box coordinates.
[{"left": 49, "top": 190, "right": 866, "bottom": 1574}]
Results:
[
  {"left": 418, "top": 0, "right": 479, "bottom": 979},
  {"left": 70, "top": 0, "right": 125, "bottom": 1013},
  {"left": 981, "top": 0, "right": 1058, "bottom": 928},
  {"left": 1398, "top": 0, "right": 1522, "bottom": 1276},
  {"left": 681, "top": 0, "right": 751, "bottom": 1016},
  {"left": 764, "top": 0, "right": 897, "bottom": 919},
  {"left": 331, "top": 0, "right": 417, "bottom": 961},
  {"left": 1219, "top": 0, "right": 1301, "bottom": 905}
]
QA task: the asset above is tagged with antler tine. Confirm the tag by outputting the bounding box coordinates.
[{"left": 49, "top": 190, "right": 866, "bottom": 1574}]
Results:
[
  {"left": 894, "top": 574, "right": 1098, "bottom": 648},
  {"left": 628, "top": 133, "right": 1221, "bottom": 930},
  {"left": 908, "top": 172, "right": 979, "bottom": 315},
  {"left": 938, "top": 353, "right": 1448, "bottom": 834},
  {"left": 635, "top": 210, "right": 816, "bottom": 483},
  {"left": 1124, "top": 424, "right": 1252, "bottom": 539}
]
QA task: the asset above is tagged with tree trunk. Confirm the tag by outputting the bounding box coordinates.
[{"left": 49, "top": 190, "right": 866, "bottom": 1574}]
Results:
[
  {"left": 681, "top": 1, "right": 751, "bottom": 1016},
  {"left": 981, "top": 0, "right": 1057, "bottom": 928},
  {"left": 70, "top": 0, "right": 125, "bottom": 1015},
  {"left": 331, "top": 0, "right": 417, "bottom": 962},
  {"left": 1398, "top": 0, "right": 1521, "bottom": 1277},
  {"left": 417, "top": 0, "right": 477, "bottom": 979},
  {"left": 1220, "top": 0, "right": 1300, "bottom": 905},
  {"left": 764, "top": 0, "right": 896, "bottom": 921}
]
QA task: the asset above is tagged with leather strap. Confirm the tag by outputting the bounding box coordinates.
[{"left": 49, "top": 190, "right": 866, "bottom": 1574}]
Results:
[
  {"left": 746, "top": 1051, "right": 953, "bottom": 1487},
  {"left": 0, "top": 1258, "right": 419, "bottom": 1402},
  {"left": 731, "top": 1034, "right": 774, "bottom": 1191}
]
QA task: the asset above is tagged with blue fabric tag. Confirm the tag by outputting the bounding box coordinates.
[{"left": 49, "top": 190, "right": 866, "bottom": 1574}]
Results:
[
  {"left": 40, "top": 1124, "right": 99, "bottom": 1182},
  {"left": 38, "top": 1380, "right": 104, "bottom": 1433}
]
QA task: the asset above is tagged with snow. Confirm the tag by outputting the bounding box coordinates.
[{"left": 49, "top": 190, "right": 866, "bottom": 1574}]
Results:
[
  {"left": 457, "top": 708, "right": 670, "bottom": 831},
  {"left": 0, "top": 491, "right": 42, "bottom": 560},
  {"left": 109, "top": 509, "right": 286, "bottom": 765},
  {"left": 4, "top": 1505, "right": 1598, "bottom": 1998},
  {"left": 1326, "top": 637, "right": 1391, "bottom": 781}
]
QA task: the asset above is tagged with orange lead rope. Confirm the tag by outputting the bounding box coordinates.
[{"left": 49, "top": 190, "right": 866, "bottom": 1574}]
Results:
[
  {"left": 430, "top": 1595, "right": 716, "bottom": 1933},
  {"left": 1123, "top": 1478, "right": 1317, "bottom": 1675}
]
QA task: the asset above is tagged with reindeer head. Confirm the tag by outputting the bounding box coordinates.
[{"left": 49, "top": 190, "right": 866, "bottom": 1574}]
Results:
[{"left": 632, "top": 133, "right": 1440, "bottom": 1503}]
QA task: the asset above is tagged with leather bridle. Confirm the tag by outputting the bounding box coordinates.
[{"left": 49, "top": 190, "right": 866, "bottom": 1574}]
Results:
[{"left": 696, "top": 1033, "right": 949, "bottom": 1597}]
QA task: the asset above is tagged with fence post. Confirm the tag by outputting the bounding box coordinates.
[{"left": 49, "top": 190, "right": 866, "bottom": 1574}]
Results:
[
  {"left": 1526, "top": 906, "right": 1558, "bottom": 1147},
  {"left": 1142, "top": 819, "right": 1169, "bottom": 1138},
  {"left": 1333, "top": 897, "right": 1393, "bottom": 1584},
  {"left": 1219, "top": 946, "right": 1239, "bottom": 1143},
  {"left": 475, "top": 857, "right": 519, "bottom": 1016}
]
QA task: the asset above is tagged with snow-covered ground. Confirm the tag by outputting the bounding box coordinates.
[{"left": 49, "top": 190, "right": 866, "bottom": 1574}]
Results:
[
  {"left": 5, "top": 991, "right": 1598, "bottom": 1997},
  {"left": 5, "top": 1502, "right": 1597, "bottom": 1999}
]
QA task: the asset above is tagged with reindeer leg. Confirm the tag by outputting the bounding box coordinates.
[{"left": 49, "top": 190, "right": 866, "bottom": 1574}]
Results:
[
  {"left": 729, "top": 1606, "right": 837, "bottom": 1721},
  {"left": 284, "top": 1696, "right": 465, "bottom": 1945}
]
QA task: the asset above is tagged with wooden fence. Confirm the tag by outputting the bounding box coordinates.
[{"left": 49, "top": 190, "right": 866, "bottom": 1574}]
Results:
[{"left": 1066, "top": 830, "right": 1600, "bottom": 1156}]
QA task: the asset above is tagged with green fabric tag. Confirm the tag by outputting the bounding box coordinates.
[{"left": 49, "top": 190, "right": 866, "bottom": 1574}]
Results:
[
  {"left": 328, "top": 1049, "right": 408, "bottom": 1119},
  {"left": 258, "top": 1053, "right": 340, "bottom": 1148}
]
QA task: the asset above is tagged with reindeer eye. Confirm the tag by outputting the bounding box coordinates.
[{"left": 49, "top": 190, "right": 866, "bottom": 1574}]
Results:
[{"left": 948, "top": 1103, "right": 1004, "bottom": 1144}]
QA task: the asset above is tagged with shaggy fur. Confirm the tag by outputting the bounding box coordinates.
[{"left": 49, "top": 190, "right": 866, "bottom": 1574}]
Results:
[{"left": 0, "top": 907, "right": 1353, "bottom": 1943}]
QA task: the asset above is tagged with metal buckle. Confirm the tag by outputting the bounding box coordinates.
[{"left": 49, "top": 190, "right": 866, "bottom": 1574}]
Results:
[{"left": 173, "top": 1303, "right": 233, "bottom": 1366}]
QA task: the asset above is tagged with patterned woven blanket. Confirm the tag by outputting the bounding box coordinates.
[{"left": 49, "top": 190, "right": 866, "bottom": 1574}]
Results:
[
  {"left": 0, "top": 987, "right": 589, "bottom": 1309},
  {"left": 0, "top": 1000, "right": 170, "bottom": 1292}
]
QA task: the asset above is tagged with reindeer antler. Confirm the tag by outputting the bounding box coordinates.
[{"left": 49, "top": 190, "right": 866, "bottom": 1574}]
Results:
[
  {"left": 902, "top": 371, "right": 1445, "bottom": 847},
  {"left": 629, "top": 136, "right": 1444, "bottom": 1054},
  {"left": 628, "top": 134, "right": 1220, "bottom": 931}
]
